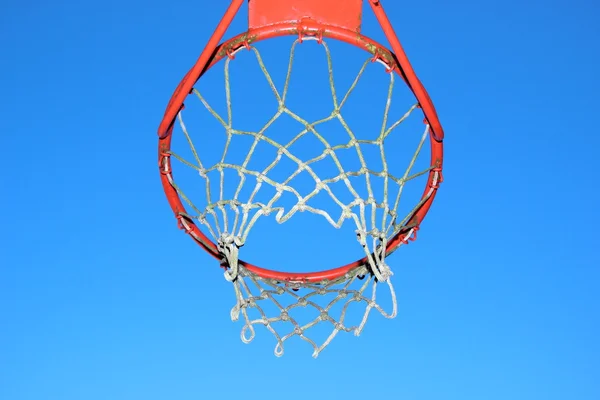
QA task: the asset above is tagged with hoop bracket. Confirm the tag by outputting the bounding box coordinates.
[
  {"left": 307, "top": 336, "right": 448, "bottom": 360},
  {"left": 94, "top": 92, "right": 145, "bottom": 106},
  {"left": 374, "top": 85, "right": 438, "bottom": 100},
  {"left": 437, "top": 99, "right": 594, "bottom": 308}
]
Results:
[{"left": 249, "top": 0, "right": 363, "bottom": 31}]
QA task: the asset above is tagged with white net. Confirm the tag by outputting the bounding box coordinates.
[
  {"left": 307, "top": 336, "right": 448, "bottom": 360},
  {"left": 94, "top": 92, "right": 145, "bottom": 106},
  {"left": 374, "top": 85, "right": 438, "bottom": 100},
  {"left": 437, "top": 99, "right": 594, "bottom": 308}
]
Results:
[{"left": 164, "top": 38, "right": 439, "bottom": 357}]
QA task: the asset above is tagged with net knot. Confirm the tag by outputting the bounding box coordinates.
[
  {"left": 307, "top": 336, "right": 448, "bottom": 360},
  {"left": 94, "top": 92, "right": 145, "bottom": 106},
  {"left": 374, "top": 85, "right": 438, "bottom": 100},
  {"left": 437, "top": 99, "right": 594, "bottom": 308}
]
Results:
[
  {"left": 341, "top": 206, "right": 353, "bottom": 220},
  {"left": 372, "top": 261, "right": 393, "bottom": 282},
  {"left": 297, "top": 201, "right": 307, "bottom": 212},
  {"left": 370, "top": 228, "right": 384, "bottom": 240},
  {"left": 315, "top": 178, "right": 325, "bottom": 190},
  {"left": 355, "top": 229, "right": 368, "bottom": 247},
  {"left": 297, "top": 297, "right": 308, "bottom": 307},
  {"left": 262, "top": 206, "right": 274, "bottom": 216}
]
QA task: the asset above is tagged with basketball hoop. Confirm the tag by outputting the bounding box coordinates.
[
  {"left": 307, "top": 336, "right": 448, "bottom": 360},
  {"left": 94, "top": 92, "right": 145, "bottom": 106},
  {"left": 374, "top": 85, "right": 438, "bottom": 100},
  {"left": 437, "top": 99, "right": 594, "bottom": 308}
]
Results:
[{"left": 157, "top": 0, "right": 444, "bottom": 357}]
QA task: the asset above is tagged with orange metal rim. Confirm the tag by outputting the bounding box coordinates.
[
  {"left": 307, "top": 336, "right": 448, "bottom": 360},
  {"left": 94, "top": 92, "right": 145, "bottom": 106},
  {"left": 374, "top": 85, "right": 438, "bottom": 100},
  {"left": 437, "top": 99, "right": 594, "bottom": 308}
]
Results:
[{"left": 158, "top": 22, "right": 444, "bottom": 283}]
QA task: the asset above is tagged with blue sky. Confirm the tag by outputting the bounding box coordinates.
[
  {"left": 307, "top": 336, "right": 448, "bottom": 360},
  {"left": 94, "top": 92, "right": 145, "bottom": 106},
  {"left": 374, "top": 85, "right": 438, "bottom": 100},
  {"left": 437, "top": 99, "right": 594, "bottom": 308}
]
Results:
[{"left": 2, "top": 0, "right": 599, "bottom": 399}]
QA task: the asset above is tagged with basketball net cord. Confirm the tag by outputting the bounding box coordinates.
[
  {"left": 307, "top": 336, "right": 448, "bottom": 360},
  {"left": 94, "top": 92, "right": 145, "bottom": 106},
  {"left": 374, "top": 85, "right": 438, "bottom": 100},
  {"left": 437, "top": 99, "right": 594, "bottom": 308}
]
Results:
[{"left": 164, "top": 39, "right": 439, "bottom": 357}]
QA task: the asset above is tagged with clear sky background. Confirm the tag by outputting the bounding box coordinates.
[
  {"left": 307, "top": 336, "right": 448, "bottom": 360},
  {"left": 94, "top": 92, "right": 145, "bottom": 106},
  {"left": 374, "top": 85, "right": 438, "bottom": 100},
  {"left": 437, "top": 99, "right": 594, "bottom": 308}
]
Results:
[{"left": 2, "top": 0, "right": 599, "bottom": 399}]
